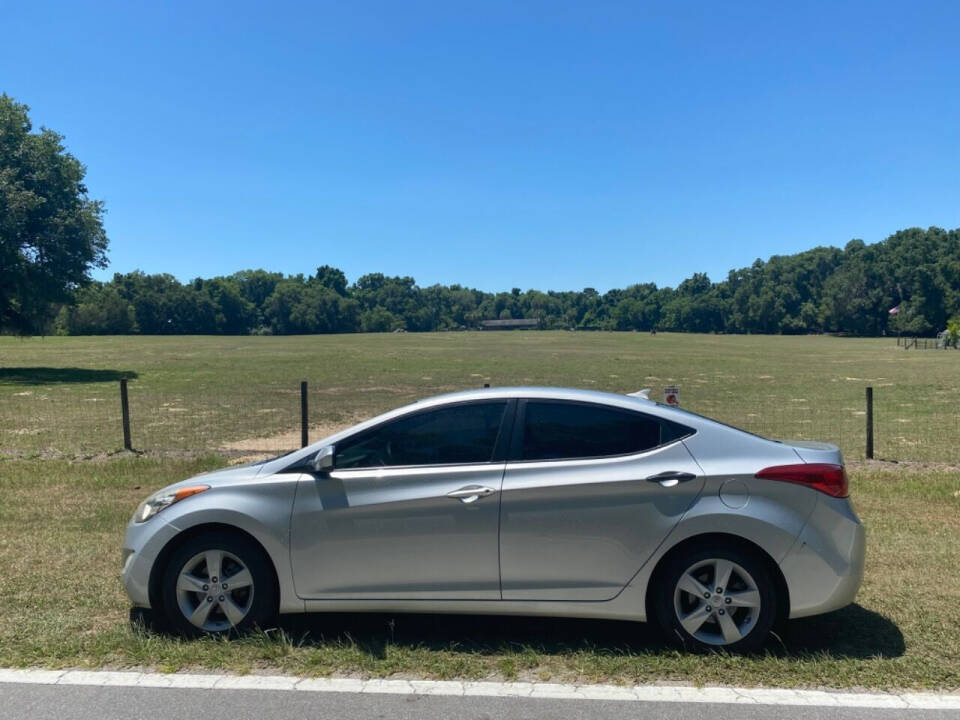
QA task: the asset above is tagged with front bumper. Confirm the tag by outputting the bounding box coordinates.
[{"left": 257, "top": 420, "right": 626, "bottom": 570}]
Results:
[
  {"left": 779, "top": 494, "right": 866, "bottom": 618},
  {"left": 121, "top": 516, "right": 181, "bottom": 609}
]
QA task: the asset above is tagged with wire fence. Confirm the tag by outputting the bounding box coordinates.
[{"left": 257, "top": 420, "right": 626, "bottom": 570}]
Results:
[
  {"left": 1, "top": 383, "right": 302, "bottom": 458},
  {"left": 2, "top": 379, "right": 959, "bottom": 464}
]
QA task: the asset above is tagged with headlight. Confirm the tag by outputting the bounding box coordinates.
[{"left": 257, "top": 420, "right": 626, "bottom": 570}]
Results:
[{"left": 134, "top": 485, "right": 210, "bottom": 523}]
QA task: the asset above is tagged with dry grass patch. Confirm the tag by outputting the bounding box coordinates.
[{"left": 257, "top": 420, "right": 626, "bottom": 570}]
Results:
[{"left": 220, "top": 418, "right": 362, "bottom": 454}]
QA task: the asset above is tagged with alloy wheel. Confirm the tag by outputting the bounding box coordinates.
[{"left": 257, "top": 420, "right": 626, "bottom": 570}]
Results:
[
  {"left": 672, "top": 557, "right": 761, "bottom": 646},
  {"left": 175, "top": 549, "right": 255, "bottom": 632}
]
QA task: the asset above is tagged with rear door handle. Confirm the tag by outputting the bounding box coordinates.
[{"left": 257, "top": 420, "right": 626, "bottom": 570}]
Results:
[
  {"left": 646, "top": 471, "right": 697, "bottom": 488},
  {"left": 446, "top": 485, "right": 497, "bottom": 504}
]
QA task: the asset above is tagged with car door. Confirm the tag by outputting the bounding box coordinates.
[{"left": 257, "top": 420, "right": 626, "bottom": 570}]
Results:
[
  {"left": 290, "top": 399, "right": 514, "bottom": 600},
  {"left": 498, "top": 399, "right": 705, "bottom": 601}
]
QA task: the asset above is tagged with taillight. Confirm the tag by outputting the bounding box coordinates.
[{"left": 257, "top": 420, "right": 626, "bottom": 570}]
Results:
[{"left": 755, "top": 463, "right": 849, "bottom": 498}]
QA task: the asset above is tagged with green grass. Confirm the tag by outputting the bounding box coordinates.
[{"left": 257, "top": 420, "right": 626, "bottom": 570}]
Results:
[
  {"left": 1, "top": 332, "right": 960, "bottom": 461},
  {"left": 0, "top": 457, "right": 957, "bottom": 689},
  {"left": 1, "top": 332, "right": 959, "bottom": 689}
]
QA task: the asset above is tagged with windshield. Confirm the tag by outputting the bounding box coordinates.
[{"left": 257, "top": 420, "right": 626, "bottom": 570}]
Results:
[{"left": 230, "top": 449, "right": 297, "bottom": 470}]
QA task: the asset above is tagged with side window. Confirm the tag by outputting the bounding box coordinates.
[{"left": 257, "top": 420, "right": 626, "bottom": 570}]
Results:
[
  {"left": 520, "top": 401, "right": 688, "bottom": 461},
  {"left": 335, "top": 401, "right": 508, "bottom": 469}
]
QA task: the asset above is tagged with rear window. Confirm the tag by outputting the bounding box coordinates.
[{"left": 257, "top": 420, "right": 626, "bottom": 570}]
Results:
[
  {"left": 657, "top": 403, "right": 766, "bottom": 440},
  {"left": 520, "top": 401, "right": 692, "bottom": 461}
]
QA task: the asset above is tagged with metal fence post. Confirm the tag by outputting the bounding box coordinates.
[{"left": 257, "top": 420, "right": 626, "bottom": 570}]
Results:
[
  {"left": 300, "top": 381, "right": 309, "bottom": 448},
  {"left": 865, "top": 386, "right": 874, "bottom": 460},
  {"left": 120, "top": 379, "right": 132, "bottom": 451}
]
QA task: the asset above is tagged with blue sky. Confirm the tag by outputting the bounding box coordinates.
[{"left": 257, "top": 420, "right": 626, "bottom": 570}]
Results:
[{"left": 3, "top": 1, "right": 959, "bottom": 292}]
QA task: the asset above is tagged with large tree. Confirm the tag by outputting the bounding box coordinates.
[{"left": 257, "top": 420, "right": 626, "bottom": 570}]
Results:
[{"left": 0, "top": 94, "right": 108, "bottom": 333}]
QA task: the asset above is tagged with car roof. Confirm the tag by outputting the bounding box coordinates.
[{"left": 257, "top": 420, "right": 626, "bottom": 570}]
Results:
[
  {"left": 413, "top": 385, "right": 658, "bottom": 410},
  {"left": 376, "top": 386, "right": 699, "bottom": 433}
]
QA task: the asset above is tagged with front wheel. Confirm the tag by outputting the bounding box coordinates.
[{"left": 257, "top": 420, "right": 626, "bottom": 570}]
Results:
[
  {"left": 160, "top": 531, "right": 276, "bottom": 636},
  {"left": 653, "top": 543, "right": 777, "bottom": 652}
]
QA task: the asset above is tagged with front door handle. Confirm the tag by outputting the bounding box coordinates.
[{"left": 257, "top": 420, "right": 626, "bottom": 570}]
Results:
[
  {"left": 646, "top": 471, "right": 698, "bottom": 488},
  {"left": 446, "top": 485, "right": 497, "bottom": 504}
]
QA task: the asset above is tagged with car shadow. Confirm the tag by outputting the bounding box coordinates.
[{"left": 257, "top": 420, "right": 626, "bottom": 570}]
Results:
[
  {"left": 264, "top": 602, "right": 903, "bottom": 660},
  {"left": 776, "top": 603, "right": 905, "bottom": 658},
  {"left": 0, "top": 367, "right": 138, "bottom": 385}
]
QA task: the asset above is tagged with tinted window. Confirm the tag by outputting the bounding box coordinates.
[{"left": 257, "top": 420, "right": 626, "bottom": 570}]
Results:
[
  {"left": 335, "top": 402, "right": 508, "bottom": 469},
  {"left": 521, "top": 401, "right": 683, "bottom": 461}
]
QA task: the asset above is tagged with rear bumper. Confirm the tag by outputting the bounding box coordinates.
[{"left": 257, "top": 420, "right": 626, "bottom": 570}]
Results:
[{"left": 779, "top": 494, "right": 866, "bottom": 618}]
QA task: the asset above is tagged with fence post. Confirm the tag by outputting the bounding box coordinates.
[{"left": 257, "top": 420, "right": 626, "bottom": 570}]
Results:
[
  {"left": 865, "top": 386, "right": 874, "bottom": 460},
  {"left": 120, "top": 379, "right": 132, "bottom": 451},
  {"left": 300, "top": 381, "right": 309, "bottom": 448}
]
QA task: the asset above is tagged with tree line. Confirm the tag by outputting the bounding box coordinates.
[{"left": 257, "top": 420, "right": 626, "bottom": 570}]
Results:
[
  {"left": 54, "top": 226, "right": 960, "bottom": 336},
  {"left": 4, "top": 92, "right": 958, "bottom": 338}
]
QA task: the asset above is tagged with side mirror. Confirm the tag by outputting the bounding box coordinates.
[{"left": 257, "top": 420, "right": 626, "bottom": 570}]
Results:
[{"left": 310, "top": 445, "right": 335, "bottom": 474}]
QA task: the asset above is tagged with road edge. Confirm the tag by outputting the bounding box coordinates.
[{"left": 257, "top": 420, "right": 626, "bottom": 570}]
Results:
[{"left": 0, "top": 668, "right": 958, "bottom": 709}]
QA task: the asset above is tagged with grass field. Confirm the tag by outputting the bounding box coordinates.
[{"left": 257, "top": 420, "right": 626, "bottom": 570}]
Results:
[
  {"left": 2, "top": 332, "right": 960, "bottom": 461},
  {"left": 1, "top": 332, "right": 959, "bottom": 690},
  {"left": 0, "top": 458, "right": 957, "bottom": 690}
]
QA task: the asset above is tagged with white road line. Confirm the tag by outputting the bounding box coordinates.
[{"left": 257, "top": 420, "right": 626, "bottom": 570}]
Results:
[{"left": 0, "top": 668, "right": 957, "bottom": 709}]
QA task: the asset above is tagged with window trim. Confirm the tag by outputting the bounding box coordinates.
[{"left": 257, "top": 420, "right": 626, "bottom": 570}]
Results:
[
  {"left": 331, "top": 398, "right": 516, "bottom": 472},
  {"left": 507, "top": 398, "right": 695, "bottom": 465}
]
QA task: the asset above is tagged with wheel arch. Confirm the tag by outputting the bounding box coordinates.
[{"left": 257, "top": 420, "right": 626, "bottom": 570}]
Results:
[
  {"left": 148, "top": 523, "right": 281, "bottom": 618},
  {"left": 643, "top": 532, "right": 790, "bottom": 627}
]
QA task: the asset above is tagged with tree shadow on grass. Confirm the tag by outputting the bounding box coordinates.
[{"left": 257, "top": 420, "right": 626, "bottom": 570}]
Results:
[
  {"left": 261, "top": 602, "right": 903, "bottom": 661},
  {"left": 0, "top": 367, "right": 138, "bottom": 385}
]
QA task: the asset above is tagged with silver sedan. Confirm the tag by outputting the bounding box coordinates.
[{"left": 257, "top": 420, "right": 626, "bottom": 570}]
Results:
[{"left": 122, "top": 387, "right": 865, "bottom": 651}]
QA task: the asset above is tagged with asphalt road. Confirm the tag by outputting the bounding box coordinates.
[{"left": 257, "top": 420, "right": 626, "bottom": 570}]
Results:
[{"left": 1, "top": 683, "right": 958, "bottom": 720}]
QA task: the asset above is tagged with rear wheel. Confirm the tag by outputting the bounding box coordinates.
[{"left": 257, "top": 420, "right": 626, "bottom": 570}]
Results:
[
  {"left": 654, "top": 543, "right": 776, "bottom": 652},
  {"left": 160, "top": 532, "right": 276, "bottom": 636}
]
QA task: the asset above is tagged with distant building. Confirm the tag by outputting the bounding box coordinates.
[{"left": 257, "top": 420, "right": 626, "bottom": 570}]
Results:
[{"left": 480, "top": 318, "right": 541, "bottom": 330}]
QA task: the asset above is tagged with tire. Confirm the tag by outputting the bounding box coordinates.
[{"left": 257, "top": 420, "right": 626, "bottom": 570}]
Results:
[
  {"left": 160, "top": 531, "right": 276, "bottom": 637},
  {"left": 653, "top": 542, "right": 777, "bottom": 652}
]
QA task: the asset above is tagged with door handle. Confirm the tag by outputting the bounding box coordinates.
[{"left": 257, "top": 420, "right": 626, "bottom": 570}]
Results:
[
  {"left": 646, "top": 471, "right": 697, "bottom": 488},
  {"left": 446, "top": 485, "right": 497, "bottom": 504}
]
